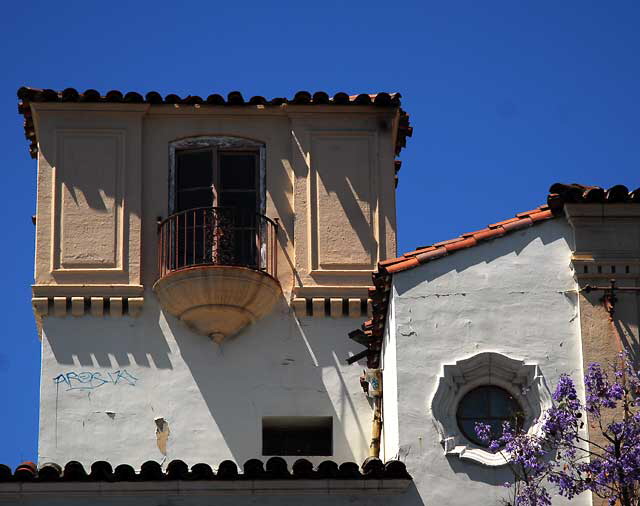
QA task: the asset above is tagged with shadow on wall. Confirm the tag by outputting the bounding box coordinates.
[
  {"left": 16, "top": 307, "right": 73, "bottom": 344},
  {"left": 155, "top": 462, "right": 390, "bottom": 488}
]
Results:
[
  {"left": 290, "top": 129, "right": 380, "bottom": 273},
  {"left": 44, "top": 308, "right": 173, "bottom": 370},
  {"left": 39, "top": 129, "right": 128, "bottom": 213},
  {"left": 169, "top": 293, "right": 371, "bottom": 466},
  {"left": 446, "top": 454, "right": 516, "bottom": 487},
  {"left": 394, "top": 219, "right": 571, "bottom": 296},
  {"left": 617, "top": 313, "right": 640, "bottom": 368}
]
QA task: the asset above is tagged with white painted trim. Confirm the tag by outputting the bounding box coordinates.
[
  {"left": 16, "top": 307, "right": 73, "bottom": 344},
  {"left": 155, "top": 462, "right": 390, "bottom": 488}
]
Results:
[{"left": 430, "top": 352, "right": 552, "bottom": 467}]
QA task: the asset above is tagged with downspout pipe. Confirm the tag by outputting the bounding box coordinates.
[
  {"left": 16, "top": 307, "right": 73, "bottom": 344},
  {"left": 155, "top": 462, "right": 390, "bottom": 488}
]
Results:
[
  {"left": 370, "top": 396, "right": 383, "bottom": 458},
  {"left": 361, "top": 369, "right": 383, "bottom": 458}
]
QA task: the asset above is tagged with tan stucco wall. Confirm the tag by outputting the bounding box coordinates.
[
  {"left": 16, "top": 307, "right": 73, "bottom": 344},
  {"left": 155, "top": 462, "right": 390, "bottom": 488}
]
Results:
[
  {"left": 30, "top": 103, "right": 400, "bottom": 322},
  {"left": 568, "top": 203, "right": 640, "bottom": 506}
]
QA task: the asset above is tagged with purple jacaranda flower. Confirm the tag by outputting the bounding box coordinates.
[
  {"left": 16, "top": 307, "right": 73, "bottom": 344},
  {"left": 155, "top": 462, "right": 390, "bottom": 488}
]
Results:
[{"left": 482, "top": 353, "right": 640, "bottom": 506}]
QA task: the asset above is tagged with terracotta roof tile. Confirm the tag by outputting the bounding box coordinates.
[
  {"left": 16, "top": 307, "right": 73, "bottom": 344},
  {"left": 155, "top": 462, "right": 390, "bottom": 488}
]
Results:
[
  {"left": 381, "top": 205, "right": 554, "bottom": 277},
  {"left": 1, "top": 458, "right": 411, "bottom": 482},
  {"left": 348, "top": 182, "right": 640, "bottom": 371},
  {"left": 548, "top": 183, "right": 640, "bottom": 204},
  {"left": 385, "top": 257, "right": 420, "bottom": 273},
  {"left": 378, "top": 256, "right": 406, "bottom": 267},
  {"left": 17, "top": 87, "right": 410, "bottom": 159},
  {"left": 444, "top": 237, "right": 478, "bottom": 252},
  {"left": 471, "top": 228, "right": 505, "bottom": 241},
  {"left": 529, "top": 209, "right": 554, "bottom": 222},
  {"left": 432, "top": 237, "right": 466, "bottom": 247},
  {"left": 489, "top": 217, "right": 520, "bottom": 228},
  {"left": 516, "top": 206, "right": 548, "bottom": 218},
  {"left": 402, "top": 246, "right": 436, "bottom": 257},
  {"left": 502, "top": 217, "right": 533, "bottom": 232},
  {"left": 415, "top": 248, "right": 448, "bottom": 263}
]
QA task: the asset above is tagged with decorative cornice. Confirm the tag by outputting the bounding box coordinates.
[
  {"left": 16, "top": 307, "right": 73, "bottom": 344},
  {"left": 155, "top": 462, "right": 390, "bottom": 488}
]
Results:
[{"left": 17, "top": 88, "right": 411, "bottom": 159}]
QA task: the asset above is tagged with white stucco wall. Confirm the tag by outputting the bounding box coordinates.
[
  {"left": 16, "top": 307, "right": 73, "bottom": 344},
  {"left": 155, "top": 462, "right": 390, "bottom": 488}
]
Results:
[
  {"left": 382, "top": 296, "right": 399, "bottom": 461},
  {"left": 386, "top": 218, "right": 589, "bottom": 506},
  {"left": 39, "top": 299, "right": 373, "bottom": 469}
]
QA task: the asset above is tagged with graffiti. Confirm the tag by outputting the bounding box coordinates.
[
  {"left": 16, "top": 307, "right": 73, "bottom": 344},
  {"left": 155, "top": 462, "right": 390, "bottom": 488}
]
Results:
[{"left": 53, "top": 370, "right": 138, "bottom": 391}]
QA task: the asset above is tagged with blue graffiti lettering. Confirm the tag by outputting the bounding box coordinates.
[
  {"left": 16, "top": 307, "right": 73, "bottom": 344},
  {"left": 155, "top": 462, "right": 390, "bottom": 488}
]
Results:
[{"left": 53, "top": 369, "right": 139, "bottom": 391}]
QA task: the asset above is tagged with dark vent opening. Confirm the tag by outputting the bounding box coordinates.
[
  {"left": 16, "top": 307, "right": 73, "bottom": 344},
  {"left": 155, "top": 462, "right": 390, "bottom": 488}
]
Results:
[{"left": 262, "top": 416, "right": 332, "bottom": 456}]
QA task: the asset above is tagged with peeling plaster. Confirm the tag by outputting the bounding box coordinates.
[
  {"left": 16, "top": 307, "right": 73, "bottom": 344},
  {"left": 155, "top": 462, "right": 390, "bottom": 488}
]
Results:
[{"left": 154, "top": 417, "right": 170, "bottom": 456}]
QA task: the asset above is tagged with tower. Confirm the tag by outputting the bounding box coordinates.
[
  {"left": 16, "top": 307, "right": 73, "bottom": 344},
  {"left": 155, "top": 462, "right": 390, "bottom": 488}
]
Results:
[{"left": 18, "top": 87, "right": 411, "bottom": 468}]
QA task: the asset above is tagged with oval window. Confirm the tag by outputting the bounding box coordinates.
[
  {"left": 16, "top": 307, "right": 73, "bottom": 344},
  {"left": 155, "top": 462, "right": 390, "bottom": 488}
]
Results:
[{"left": 456, "top": 385, "right": 524, "bottom": 447}]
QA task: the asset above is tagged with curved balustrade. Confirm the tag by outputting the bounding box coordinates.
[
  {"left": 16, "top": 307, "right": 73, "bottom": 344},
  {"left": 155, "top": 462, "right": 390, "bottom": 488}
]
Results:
[
  {"left": 154, "top": 207, "right": 281, "bottom": 342},
  {"left": 157, "top": 207, "right": 278, "bottom": 279}
]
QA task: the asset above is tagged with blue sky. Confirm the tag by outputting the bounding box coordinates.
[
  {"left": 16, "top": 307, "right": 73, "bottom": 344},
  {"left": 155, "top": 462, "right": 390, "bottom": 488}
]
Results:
[{"left": 0, "top": 1, "right": 638, "bottom": 467}]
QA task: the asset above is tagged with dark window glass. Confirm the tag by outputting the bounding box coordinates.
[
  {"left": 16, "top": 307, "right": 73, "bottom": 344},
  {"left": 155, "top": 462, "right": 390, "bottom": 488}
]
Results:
[
  {"left": 219, "top": 191, "right": 257, "bottom": 212},
  {"left": 262, "top": 417, "right": 333, "bottom": 456},
  {"left": 220, "top": 153, "right": 257, "bottom": 190},
  {"left": 456, "top": 386, "right": 523, "bottom": 447},
  {"left": 170, "top": 148, "right": 260, "bottom": 270},
  {"left": 176, "top": 188, "right": 214, "bottom": 212},
  {"left": 176, "top": 150, "right": 214, "bottom": 190}
]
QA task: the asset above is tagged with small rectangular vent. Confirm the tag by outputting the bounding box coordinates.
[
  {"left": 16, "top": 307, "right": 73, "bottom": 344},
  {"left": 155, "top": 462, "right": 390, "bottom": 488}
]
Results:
[{"left": 262, "top": 416, "right": 333, "bottom": 456}]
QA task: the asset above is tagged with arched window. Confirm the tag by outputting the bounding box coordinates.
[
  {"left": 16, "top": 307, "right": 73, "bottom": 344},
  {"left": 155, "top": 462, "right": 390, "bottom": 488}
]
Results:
[
  {"left": 163, "top": 137, "right": 268, "bottom": 271},
  {"left": 168, "top": 136, "right": 265, "bottom": 215}
]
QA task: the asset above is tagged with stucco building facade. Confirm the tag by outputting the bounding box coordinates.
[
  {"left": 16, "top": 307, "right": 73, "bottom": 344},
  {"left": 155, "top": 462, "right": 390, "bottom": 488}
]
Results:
[{"left": 1, "top": 87, "right": 639, "bottom": 505}]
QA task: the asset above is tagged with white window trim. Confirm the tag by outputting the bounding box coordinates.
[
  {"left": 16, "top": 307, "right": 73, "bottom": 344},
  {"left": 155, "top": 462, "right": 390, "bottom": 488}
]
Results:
[{"left": 430, "top": 352, "right": 552, "bottom": 467}]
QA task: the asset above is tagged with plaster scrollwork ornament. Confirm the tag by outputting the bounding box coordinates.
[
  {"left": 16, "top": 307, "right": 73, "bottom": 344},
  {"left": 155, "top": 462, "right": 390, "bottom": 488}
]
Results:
[{"left": 431, "top": 352, "right": 552, "bottom": 467}]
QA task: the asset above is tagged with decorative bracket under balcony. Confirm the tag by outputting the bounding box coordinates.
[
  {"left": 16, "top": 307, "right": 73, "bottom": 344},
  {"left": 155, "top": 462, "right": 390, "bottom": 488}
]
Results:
[{"left": 153, "top": 206, "right": 281, "bottom": 342}]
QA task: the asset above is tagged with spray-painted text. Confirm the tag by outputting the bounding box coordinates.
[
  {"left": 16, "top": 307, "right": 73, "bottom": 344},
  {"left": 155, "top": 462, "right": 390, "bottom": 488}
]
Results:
[{"left": 53, "top": 370, "right": 138, "bottom": 391}]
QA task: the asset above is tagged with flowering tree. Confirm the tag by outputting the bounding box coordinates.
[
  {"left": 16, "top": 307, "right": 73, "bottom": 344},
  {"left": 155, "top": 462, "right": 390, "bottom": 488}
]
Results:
[{"left": 476, "top": 354, "right": 640, "bottom": 506}]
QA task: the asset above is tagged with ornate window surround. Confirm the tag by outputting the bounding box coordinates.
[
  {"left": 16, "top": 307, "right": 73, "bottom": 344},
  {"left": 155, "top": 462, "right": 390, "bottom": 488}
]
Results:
[
  {"left": 431, "top": 352, "right": 552, "bottom": 467},
  {"left": 168, "top": 136, "right": 266, "bottom": 215}
]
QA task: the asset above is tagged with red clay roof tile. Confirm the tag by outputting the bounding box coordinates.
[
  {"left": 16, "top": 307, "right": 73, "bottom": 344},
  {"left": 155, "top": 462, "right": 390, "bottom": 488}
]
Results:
[
  {"left": 444, "top": 237, "right": 478, "bottom": 253},
  {"left": 502, "top": 217, "right": 533, "bottom": 232},
  {"left": 432, "top": 237, "right": 466, "bottom": 247},
  {"left": 471, "top": 228, "right": 505, "bottom": 241},
  {"left": 378, "top": 204, "right": 554, "bottom": 277},
  {"left": 489, "top": 217, "right": 520, "bottom": 228},
  {"left": 378, "top": 256, "right": 406, "bottom": 267},
  {"left": 529, "top": 209, "right": 554, "bottom": 222},
  {"left": 403, "top": 246, "right": 436, "bottom": 257},
  {"left": 385, "top": 257, "right": 420, "bottom": 273},
  {"left": 349, "top": 182, "right": 640, "bottom": 372},
  {"left": 2, "top": 458, "right": 411, "bottom": 482},
  {"left": 415, "top": 248, "right": 448, "bottom": 263},
  {"left": 17, "top": 87, "right": 410, "bottom": 160}
]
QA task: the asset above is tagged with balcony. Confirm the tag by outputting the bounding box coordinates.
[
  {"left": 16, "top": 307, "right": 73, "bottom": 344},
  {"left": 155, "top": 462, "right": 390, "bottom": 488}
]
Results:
[{"left": 153, "top": 207, "right": 281, "bottom": 342}]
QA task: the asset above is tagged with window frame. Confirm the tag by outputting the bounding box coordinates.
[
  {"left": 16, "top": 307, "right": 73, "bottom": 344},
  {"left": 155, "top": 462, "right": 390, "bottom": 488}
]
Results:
[
  {"left": 168, "top": 136, "right": 266, "bottom": 216},
  {"left": 455, "top": 384, "right": 525, "bottom": 448}
]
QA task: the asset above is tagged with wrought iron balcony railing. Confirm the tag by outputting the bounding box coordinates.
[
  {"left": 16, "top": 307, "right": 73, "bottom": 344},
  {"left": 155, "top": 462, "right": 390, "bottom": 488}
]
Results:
[{"left": 157, "top": 207, "right": 278, "bottom": 279}]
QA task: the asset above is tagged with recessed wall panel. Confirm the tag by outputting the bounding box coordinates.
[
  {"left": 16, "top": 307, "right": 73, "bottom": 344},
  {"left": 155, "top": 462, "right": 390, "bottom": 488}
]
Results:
[
  {"left": 54, "top": 131, "right": 123, "bottom": 270},
  {"left": 311, "top": 134, "right": 375, "bottom": 271}
]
